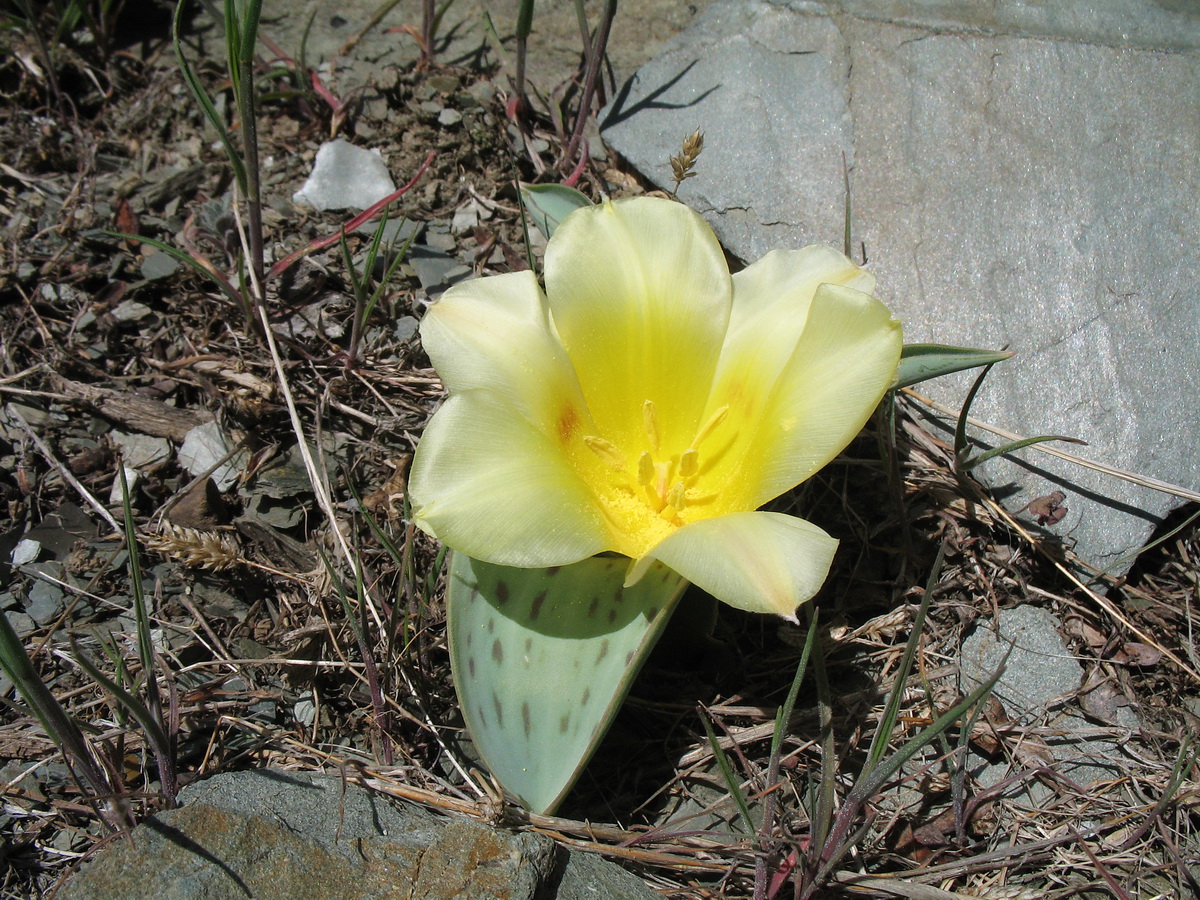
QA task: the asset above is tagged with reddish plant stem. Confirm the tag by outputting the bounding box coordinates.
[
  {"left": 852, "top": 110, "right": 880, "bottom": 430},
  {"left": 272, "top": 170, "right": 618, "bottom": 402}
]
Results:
[
  {"left": 266, "top": 150, "right": 437, "bottom": 282},
  {"left": 565, "top": 0, "right": 617, "bottom": 166}
]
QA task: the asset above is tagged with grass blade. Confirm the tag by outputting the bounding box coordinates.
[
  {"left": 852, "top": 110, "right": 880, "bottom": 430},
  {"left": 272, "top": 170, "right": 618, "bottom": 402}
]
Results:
[{"left": 699, "top": 707, "right": 759, "bottom": 848}]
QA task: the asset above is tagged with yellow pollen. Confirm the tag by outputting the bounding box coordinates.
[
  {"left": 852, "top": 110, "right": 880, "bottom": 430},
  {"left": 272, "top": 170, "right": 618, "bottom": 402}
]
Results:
[
  {"left": 642, "top": 400, "right": 661, "bottom": 453},
  {"left": 583, "top": 435, "right": 626, "bottom": 472}
]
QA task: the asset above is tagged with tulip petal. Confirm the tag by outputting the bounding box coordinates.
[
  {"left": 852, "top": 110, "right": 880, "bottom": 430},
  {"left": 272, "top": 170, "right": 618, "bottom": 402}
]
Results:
[
  {"left": 706, "top": 282, "right": 902, "bottom": 512},
  {"left": 409, "top": 391, "right": 611, "bottom": 566},
  {"left": 716, "top": 244, "right": 875, "bottom": 401},
  {"left": 420, "top": 271, "right": 588, "bottom": 430},
  {"left": 545, "top": 197, "right": 730, "bottom": 455},
  {"left": 745, "top": 283, "right": 902, "bottom": 506},
  {"left": 638, "top": 511, "right": 838, "bottom": 618}
]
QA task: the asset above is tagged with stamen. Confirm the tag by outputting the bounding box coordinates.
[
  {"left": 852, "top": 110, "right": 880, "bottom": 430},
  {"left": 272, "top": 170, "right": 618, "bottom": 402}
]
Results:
[
  {"left": 693, "top": 405, "right": 729, "bottom": 448},
  {"left": 642, "top": 400, "right": 661, "bottom": 453},
  {"left": 583, "top": 435, "right": 627, "bottom": 472},
  {"left": 666, "top": 481, "right": 686, "bottom": 510},
  {"left": 679, "top": 448, "right": 699, "bottom": 478},
  {"left": 655, "top": 461, "right": 671, "bottom": 503},
  {"left": 637, "top": 451, "right": 654, "bottom": 486}
]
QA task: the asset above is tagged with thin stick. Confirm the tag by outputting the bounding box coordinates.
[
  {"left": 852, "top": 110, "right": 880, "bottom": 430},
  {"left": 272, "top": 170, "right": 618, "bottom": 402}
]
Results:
[{"left": 7, "top": 405, "right": 121, "bottom": 533}]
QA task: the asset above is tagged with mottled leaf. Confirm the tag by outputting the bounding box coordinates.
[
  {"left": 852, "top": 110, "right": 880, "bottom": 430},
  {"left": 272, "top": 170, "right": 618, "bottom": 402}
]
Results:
[{"left": 448, "top": 552, "right": 686, "bottom": 814}]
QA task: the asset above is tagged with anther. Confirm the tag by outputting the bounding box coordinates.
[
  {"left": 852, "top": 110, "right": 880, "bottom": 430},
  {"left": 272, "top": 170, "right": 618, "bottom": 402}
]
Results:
[
  {"left": 637, "top": 451, "right": 654, "bottom": 486},
  {"left": 642, "top": 400, "right": 661, "bottom": 453},
  {"left": 679, "top": 448, "right": 699, "bottom": 477},
  {"left": 667, "top": 481, "right": 687, "bottom": 510},
  {"left": 583, "top": 436, "right": 627, "bottom": 472}
]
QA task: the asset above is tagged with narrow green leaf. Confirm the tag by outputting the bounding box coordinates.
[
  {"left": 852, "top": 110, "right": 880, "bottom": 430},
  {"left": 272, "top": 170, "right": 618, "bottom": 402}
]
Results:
[
  {"left": 954, "top": 361, "right": 994, "bottom": 460},
  {"left": 518, "top": 183, "right": 593, "bottom": 240},
  {"left": 770, "top": 610, "right": 817, "bottom": 763},
  {"left": 0, "top": 614, "right": 116, "bottom": 811},
  {"left": 893, "top": 343, "right": 1014, "bottom": 390},
  {"left": 174, "top": 0, "right": 247, "bottom": 192},
  {"left": 699, "top": 710, "right": 758, "bottom": 847},
  {"left": 515, "top": 0, "right": 534, "bottom": 39},
  {"left": 964, "top": 433, "right": 1086, "bottom": 469},
  {"left": 863, "top": 541, "right": 946, "bottom": 777},
  {"left": 70, "top": 641, "right": 172, "bottom": 766},
  {"left": 449, "top": 552, "right": 686, "bottom": 814}
]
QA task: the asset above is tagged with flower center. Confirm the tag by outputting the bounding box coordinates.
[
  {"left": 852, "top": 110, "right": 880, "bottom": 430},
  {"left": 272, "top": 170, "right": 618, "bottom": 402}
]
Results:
[{"left": 582, "top": 400, "right": 729, "bottom": 526}]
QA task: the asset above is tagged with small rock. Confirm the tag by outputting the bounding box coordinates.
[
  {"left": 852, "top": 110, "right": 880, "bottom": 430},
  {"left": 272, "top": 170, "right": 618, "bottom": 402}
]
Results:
[
  {"left": 395, "top": 316, "right": 418, "bottom": 342},
  {"left": 26, "top": 580, "right": 66, "bottom": 626},
  {"left": 426, "top": 74, "right": 460, "bottom": 94},
  {"left": 408, "top": 245, "right": 472, "bottom": 297},
  {"left": 110, "top": 431, "right": 172, "bottom": 470},
  {"left": 7, "top": 612, "right": 36, "bottom": 636},
  {"left": 10, "top": 539, "right": 40, "bottom": 566},
  {"left": 138, "top": 251, "right": 180, "bottom": 281},
  {"left": 178, "top": 421, "right": 242, "bottom": 492},
  {"left": 293, "top": 698, "right": 316, "bottom": 726},
  {"left": 111, "top": 299, "right": 154, "bottom": 322},
  {"left": 437, "top": 108, "right": 463, "bottom": 127},
  {"left": 292, "top": 139, "right": 397, "bottom": 212},
  {"left": 22, "top": 503, "right": 94, "bottom": 558},
  {"left": 466, "top": 80, "right": 496, "bottom": 104}
]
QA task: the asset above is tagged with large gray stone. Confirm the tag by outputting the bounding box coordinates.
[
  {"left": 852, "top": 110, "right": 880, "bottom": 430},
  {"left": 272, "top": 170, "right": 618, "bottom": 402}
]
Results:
[
  {"left": 602, "top": 0, "right": 1200, "bottom": 574},
  {"left": 62, "top": 770, "right": 657, "bottom": 900}
]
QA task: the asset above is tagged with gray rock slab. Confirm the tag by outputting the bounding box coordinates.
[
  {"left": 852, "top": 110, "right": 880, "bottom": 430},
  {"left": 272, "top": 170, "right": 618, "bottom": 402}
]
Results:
[
  {"left": 25, "top": 579, "right": 65, "bottom": 626},
  {"left": 62, "top": 770, "right": 657, "bottom": 900},
  {"left": 960, "top": 605, "right": 1139, "bottom": 797},
  {"left": 601, "top": 0, "right": 1200, "bottom": 574},
  {"left": 258, "top": 0, "right": 717, "bottom": 108}
]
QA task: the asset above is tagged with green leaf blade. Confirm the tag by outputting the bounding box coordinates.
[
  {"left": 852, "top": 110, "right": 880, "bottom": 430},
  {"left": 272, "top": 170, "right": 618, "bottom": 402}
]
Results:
[
  {"left": 448, "top": 552, "right": 686, "bottom": 815},
  {"left": 518, "top": 183, "right": 593, "bottom": 240},
  {"left": 893, "top": 343, "right": 1014, "bottom": 389}
]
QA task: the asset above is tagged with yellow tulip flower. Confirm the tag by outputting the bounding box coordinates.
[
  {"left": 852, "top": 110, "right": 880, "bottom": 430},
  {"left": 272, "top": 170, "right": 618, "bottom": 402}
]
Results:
[{"left": 410, "top": 196, "right": 902, "bottom": 618}]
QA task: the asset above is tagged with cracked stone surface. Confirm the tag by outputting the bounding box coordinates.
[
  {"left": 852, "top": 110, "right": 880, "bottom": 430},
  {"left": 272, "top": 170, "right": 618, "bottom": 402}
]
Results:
[
  {"left": 602, "top": 0, "right": 1200, "bottom": 574},
  {"left": 61, "top": 770, "right": 658, "bottom": 900},
  {"left": 959, "top": 605, "right": 1141, "bottom": 801}
]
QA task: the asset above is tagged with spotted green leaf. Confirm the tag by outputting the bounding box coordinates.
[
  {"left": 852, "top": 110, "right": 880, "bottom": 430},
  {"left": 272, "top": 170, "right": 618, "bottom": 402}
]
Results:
[{"left": 448, "top": 551, "right": 687, "bottom": 814}]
